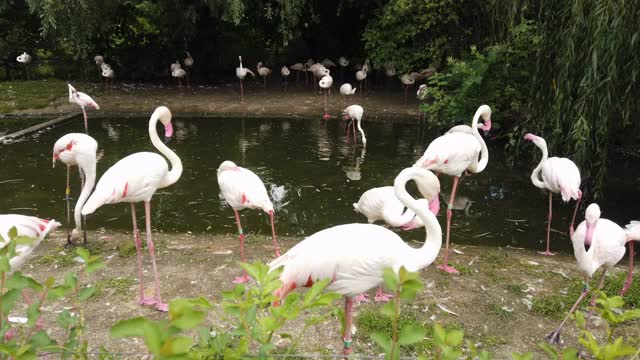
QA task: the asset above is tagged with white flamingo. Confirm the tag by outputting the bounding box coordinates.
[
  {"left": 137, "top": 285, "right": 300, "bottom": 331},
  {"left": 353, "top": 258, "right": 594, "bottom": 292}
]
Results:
[
  {"left": 524, "top": 133, "right": 582, "bottom": 256},
  {"left": 16, "top": 52, "right": 32, "bottom": 80},
  {"left": 102, "top": 66, "right": 114, "bottom": 89},
  {"left": 94, "top": 55, "right": 104, "bottom": 75},
  {"left": 290, "top": 62, "right": 305, "bottom": 83},
  {"left": 170, "top": 61, "right": 181, "bottom": 72},
  {"left": 217, "top": 160, "right": 281, "bottom": 284},
  {"left": 172, "top": 68, "right": 187, "bottom": 88},
  {"left": 236, "top": 56, "right": 255, "bottom": 103},
  {"left": 257, "top": 62, "right": 272, "bottom": 88},
  {"left": 309, "top": 63, "right": 329, "bottom": 90},
  {"left": 81, "top": 106, "right": 182, "bottom": 312},
  {"left": 1, "top": 215, "right": 61, "bottom": 273},
  {"left": 339, "top": 83, "right": 356, "bottom": 96},
  {"left": 355, "top": 68, "right": 366, "bottom": 95},
  {"left": 53, "top": 133, "right": 98, "bottom": 246},
  {"left": 67, "top": 84, "right": 100, "bottom": 133},
  {"left": 281, "top": 66, "right": 290, "bottom": 91},
  {"left": 184, "top": 52, "right": 194, "bottom": 67},
  {"left": 269, "top": 166, "right": 442, "bottom": 357},
  {"left": 343, "top": 105, "right": 366, "bottom": 145},
  {"left": 319, "top": 74, "right": 333, "bottom": 120},
  {"left": 400, "top": 73, "right": 415, "bottom": 103},
  {"left": 414, "top": 105, "right": 492, "bottom": 273},
  {"left": 546, "top": 204, "right": 640, "bottom": 345},
  {"left": 321, "top": 58, "right": 336, "bottom": 68}
]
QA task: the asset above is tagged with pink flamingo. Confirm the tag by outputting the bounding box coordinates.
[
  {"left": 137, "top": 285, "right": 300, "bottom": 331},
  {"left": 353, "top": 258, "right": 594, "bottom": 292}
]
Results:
[
  {"left": 269, "top": 166, "right": 441, "bottom": 356},
  {"left": 319, "top": 75, "right": 333, "bottom": 120},
  {"left": 81, "top": 106, "right": 182, "bottom": 312},
  {"left": 1, "top": 215, "right": 61, "bottom": 272},
  {"left": 546, "top": 204, "right": 640, "bottom": 345},
  {"left": 68, "top": 84, "right": 100, "bottom": 134},
  {"left": 414, "top": 105, "right": 491, "bottom": 273},
  {"left": 343, "top": 105, "right": 366, "bottom": 145},
  {"left": 353, "top": 182, "right": 440, "bottom": 302},
  {"left": 217, "top": 160, "right": 281, "bottom": 284},
  {"left": 236, "top": 56, "right": 255, "bottom": 103},
  {"left": 524, "top": 133, "right": 582, "bottom": 256},
  {"left": 52, "top": 133, "right": 98, "bottom": 246}
]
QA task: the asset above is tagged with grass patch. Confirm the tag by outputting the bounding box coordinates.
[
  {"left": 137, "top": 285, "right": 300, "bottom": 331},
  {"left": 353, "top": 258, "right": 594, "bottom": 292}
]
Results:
[
  {"left": 95, "top": 277, "right": 136, "bottom": 297},
  {"left": 532, "top": 294, "right": 568, "bottom": 319},
  {"left": 0, "top": 79, "right": 66, "bottom": 112},
  {"left": 505, "top": 283, "right": 524, "bottom": 295},
  {"left": 356, "top": 308, "right": 432, "bottom": 354},
  {"left": 481, "top": 250, "right": 509, "bottom": 269},
  {"left": 454, "top": 263, "right": 473, "bottom": 275},
  {"left": 116, "top": 242, "right": 138, "bottom": 258},
  {"left": 32, "top": 248, "right": 78, "bottom": 268},
  {"left": 485, "top": 303, "right": 513, "bottom": 321},
  {"left": 480, "top": 334, "right": 508, "bottom": 347}
]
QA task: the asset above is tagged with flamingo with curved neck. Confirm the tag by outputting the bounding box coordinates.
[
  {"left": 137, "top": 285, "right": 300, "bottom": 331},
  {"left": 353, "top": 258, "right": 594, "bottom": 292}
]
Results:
[
  {"left": 343, "top": 104, "right": 366, "bottom": 145},
  {"left": 82, "top": 106, "right": 182, "bottom": 312},
  {"left": 414, "top": 105, "right": 491, "bottom": 273},
  {"left": 269, "top": 166, "right": 441, "bottom": 356}
]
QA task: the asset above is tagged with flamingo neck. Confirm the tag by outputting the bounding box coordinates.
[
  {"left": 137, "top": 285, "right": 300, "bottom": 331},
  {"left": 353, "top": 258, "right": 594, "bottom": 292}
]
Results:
[
  {"left": 356, "top": 116, "right": 367, "bottom": 145},
  {"left": 530, "top": 141, "right": 548, "bottom": 189},
  {"left": 149, "top": 112, "right": 183, "bottom": 188},
  {"left": 571, "top": 227, "right": 597, "bottom": 277},
  {"left": 393, "top": 168, "right": 442, "bottom": 270},
  {"left": 73, "top": 157, "right": 97, "bottom": 233},
  {"left": 382, "top": 205, "right": 415, "bottom": 228},
  {"left": 467, "top": 109, "right": 489, "bottom": 173}
]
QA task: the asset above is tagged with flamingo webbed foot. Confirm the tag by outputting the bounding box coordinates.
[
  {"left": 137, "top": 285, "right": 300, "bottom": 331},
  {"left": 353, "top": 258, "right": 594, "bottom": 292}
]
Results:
[
  {"left": 139, "top": 297, "right": 158, "bottom": 306},
  {"left": 322, "top": 113, "right": 331, "bottom": 120},
  {"left": 437, "top": 264, "right": 460, "bottom": 274},
  {"left": 538, "top": 251, "right": 556, "bottom": 256},
  {"left": 353, "top": 293, "right": 370, "bottom": 304},
  {"left": 545, "top": 329, "right": 562, "bottom": 346},
  {"left": 154, "top": 301, "right": 169, "bottom": 312},
  {"left": 232, "top": 273, "right": 250, "bottom": 284},
  {"left": 374, "top": 290, "right": 393, "bottom": 303}
]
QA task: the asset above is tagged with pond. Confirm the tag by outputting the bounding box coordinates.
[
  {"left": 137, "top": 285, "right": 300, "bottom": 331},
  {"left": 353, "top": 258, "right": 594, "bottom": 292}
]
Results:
[{"left": 1, "top": 115, "right": 638, "bottom": 252}]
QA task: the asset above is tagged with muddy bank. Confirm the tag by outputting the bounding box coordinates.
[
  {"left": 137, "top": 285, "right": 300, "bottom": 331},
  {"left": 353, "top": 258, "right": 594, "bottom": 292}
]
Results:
[
  {"left": 4, "top": 83, "right": 421, "bottom": 122},
  {"left": 12, "top": 230, "right": 638, "bottom": 358}
]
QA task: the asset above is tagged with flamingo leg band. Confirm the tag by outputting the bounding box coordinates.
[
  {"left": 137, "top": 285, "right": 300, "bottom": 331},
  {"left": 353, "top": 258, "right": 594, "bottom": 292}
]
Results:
[
  {"left": 447, "top": 203, "right": 453, "bottom": 210},
  {"left": 343, "top": 338, "right": 352, "bottom": 348},
  {"left": 583, "top": 282, "right": 589, "bottom": 292},
  {"left": 65, "top": 186, "right": 71, "bottom": 196}
]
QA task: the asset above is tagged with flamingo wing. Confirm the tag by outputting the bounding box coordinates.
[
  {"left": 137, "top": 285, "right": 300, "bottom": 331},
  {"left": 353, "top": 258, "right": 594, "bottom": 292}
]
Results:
[
  {"left": 218, "top": 167, "right": 272, "bottom": 210},
  {"left": 542, "top": 157, "right": 581, "bottom": 200},
  {"left": 417, "top": 133, "right": 480, "bottom": 176},
  {"left": 77, "top": 92, "right": 100, "bottom": 109}
]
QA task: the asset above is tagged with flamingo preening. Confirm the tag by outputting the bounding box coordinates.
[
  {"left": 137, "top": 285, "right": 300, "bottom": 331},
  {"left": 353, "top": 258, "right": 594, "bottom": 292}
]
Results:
[
  {"left": 319, "top": 75, "right": 333, "bottom": 120},
  {"left": 269, "top": 166, "right": 442, "bottom": 356},
  {"left": 16, "top": 52, "right": 32, "bottom": 80},
  {"left": 101, "top": 64, "right": 114, "bottom": 89},
  {"left": 68, "top": 84, "right": 100, "bottom": 133},
  {"left": 257, "top": 62, "right": 272, "bottom": 88},
  {"left": 81, "top": 106, "right": 182, "bottom": 312},
  {"left": 1, "top": 215, "right": 61, "bottom": 273},
  {"left": 355, "top": 68, "right": 366, "bottom": 95},
  {"left": 343, "top": 105, "right": 366, "bottom": 145},
  {"left": 53, "top": 133, "right": 98, "bottom": 246},
  {"left": 524, "top": 133, "right": 582, "bottom": 256},
  {"left": 217, "top": 160, "right": 281, "bottom": 284},
  {"left": 184, "top": 52, "right": 194, "bottom": 86},
  {"left": 172, "top": 68, "right": 187, "bottom": 88},
  {"left": 280, "top": 66, "right": 290, "bottom": 91},
  {"left": 339, "top": 83, "right": 356, "bottom": 96},
  {"left": 94, "top": 55, "right": 104, "bottom": 76},
  {"left": 546, "top": 204, "right": 640, "bottom": 345},
  {"left": 414, "top": 105, "right": 492, "bottom": 273},
  {"left": 236, "top": 56, "right": 255, "bottom": 103}
]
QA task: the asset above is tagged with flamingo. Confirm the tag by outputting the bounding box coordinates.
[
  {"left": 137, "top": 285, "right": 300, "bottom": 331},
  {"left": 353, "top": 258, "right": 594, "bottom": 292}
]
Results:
[
  {"left": 94, "top": 55, "right": 104, "bottom": 75},
  {"left": 81, "top": 106, "right": 182, "bottom": 312},
  {"left": 280, "top": 66, "right": 290, "bottom": 91},
  {"left": 416, "top": 84, "right": 427, "bottom": 122},
  {"left": 305, "top": 58, "right": 315, "bottom": 86},
  {"left": 400, "top": 74, "right": 415, "bottom": 103},
  {"left": 101, "top": 65, "right": 114, "bottom": 89},
  {"left": 524, "top": 133, "right": 582, "bottom": 256},
  {"left": 343, "top": 105, "right": 366, "bottom": 145},
  {"left": 257, "top": 62, "right": 272, "bottom": 88},
  {"left": 384, "top": 63, "right": 396, "bottom": 89},
  {"left": 184, "top": 52, "right": 194, "bottom": 86},
  {"left": 217, "top": 160, "right": 281, "bottom": 284},
  {"left": 290, "top": 62, "right": 305, "bottom": 83},
  {"left": 172, "top": 68, "right": 187, "bottom": 88},
  {"left": 67, "top": 84, "right": 100, "bottom": 134},
  {"left": 170, "top": 61, "right": 181, "bottom": 72},
  {"left": 236, "top": 56, "right": 255, "bottom": 103},
  {"left": 355, "top": 69, "right": 366, "bottom": 95},
  {"left": 414, "top": 105, "right": 492, "bottom": 273},
  {"left": 1, "top": 215, "right": 61, "bottom": 273},
  {"left": 319, "top": 75, "right": 333, "bottom": 120},
  {"left": 546, "top": 204, "right": 640, "bottom": 345},
  {"left": 269, "top": 166, "right": 442, "bottom": 356},
  {"left": 339, "top": 83, "right": 356, "bottom": 96},
  {"left": 309, "top": 64, "right": 329, "bottom": 91},
  {"left": 16, "top": 52, "right": 32, "bottom": 80},
  {"left": 52, "top": 133, "right": 98, "bottom": 246}
]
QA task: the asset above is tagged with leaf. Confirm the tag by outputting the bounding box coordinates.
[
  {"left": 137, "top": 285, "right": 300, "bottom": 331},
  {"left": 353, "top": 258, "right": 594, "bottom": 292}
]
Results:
[
  {"left": 398, "top": 324, "right": 426, "bottom": 345},
  {"left": 370, "top": 331, "right": 391, "bottom": 352},
  {"left": 303, "top": 278, "right": 330, "bottom": 306},
  {"left": 0, "top": 256, "right": 9, "bottom": 273},
  {"left": 5, "top": 272, "right": 43, "bottom": 291},
  {"left": 86, "top": 259, "right": 105, "bottom": 274},
  {"left": 382, "top": 268, "right": 398, "bottom": 292},
  {"left": 26, "top": 303, "right": 41, "bottom": 327},
  {"left": 0, "top": 289, "right": 20, "bottom": 314},
  {"left": 445, "top": 329, "right": 464, "bottom": 346},
  {"left": 78, "top": 286, "right": 97, "bottom": 301},
  {"left": 381, "top": 301, "right": 396, "bottom": 318},
  {"left": 169, "top": 299, "right": 206, "bottom": 330},
  {"left": 160, "top": 336, "right": 193, "bottom": 356},
  {"left": 110, "top": 317, "right": 162, "bottom": 354},
  {"left": 29, "top": 331, "right": 56, "bottom": 348},
  {"left": 76, "top": 247, "right": 90, "bottom": 262},
  {"left": 8, "top": 226, "right": 17, "bottom": 239}
]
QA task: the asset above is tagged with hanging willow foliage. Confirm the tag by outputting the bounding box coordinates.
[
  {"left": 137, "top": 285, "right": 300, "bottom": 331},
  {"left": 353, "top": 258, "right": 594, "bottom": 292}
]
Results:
[{"left": 528, "top": 0, "right": 640, "bottom": 196}]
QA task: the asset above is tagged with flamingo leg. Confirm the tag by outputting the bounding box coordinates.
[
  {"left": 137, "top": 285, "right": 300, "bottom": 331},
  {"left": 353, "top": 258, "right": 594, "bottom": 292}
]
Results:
[
  {"left": 268, "top": 210, "right": 281, "bottom": 257},
  {"left": 233, "top": 209, "right": 250, "bottom": 284},
  {"left": 64, "top": 165, "right": 73, "bottom": 247},
  {"left": 570, "top": 191, "right": 582, "bottom": 237},
  {"left": 621, "top": 241, "right": 635, "bottom": 296},
  {"left": 586, "top": 269, "right": 608, "bottom": 331},
  {"left": 438, "top": 176, "right": 460, "bottom": 273},
  {"left": 142, "top": 201, "right": 168, "bottom": 312},
  {"left": 352, "top": 119, "right": 357, "bottom": 144},
  {"left": 342, "top": 297, "right": 354, "bottom": 356},
  {"left": 345, "top": 120, "right": 353, "bottom": 142},
  {"left": 240, "top": 78, "right": 244, "bottom": 103},
  {"left": 539, "top": 192, "right": 555, "bottom": 256},
  {"left": 322, "top": 90, "right": 330, "bottom": 120},
  {"left": 131, "top": 204, "right": 148, "bottom": 307},
  {"left": 374, "top": 287, "right": 393, "bottom": 302},
  {"left": 546, "top": 276, "right": 590, "bottom": 345},
  {"left": 82, "top": 107, "right": 89, "bottom": 134}
]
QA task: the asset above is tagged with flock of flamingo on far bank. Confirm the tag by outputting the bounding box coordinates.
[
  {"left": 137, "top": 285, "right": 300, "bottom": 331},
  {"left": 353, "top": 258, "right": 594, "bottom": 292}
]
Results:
[{"left": 3, "top": 53, "right": 639, "bottom": 355}]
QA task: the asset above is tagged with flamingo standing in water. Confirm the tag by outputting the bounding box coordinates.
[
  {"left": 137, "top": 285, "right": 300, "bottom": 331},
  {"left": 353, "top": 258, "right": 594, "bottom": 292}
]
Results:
[
  {"left": 236, "top": 56, "right": 255, "bottom": 103},
  {"left": 319, "top": 75, "right": 333, "bottom": 120},
  {"left": 16, "top": 52, "right": 32, "bottom": 80},
  {"left": 68, "top": 84, "right": 100, "bottom": 134},
  {"left": 217, "top": 160, "right": 281, "bottom": 284},
  {"left": 1, "top": 215, "right": 61, "bottom": 273},
  {"left": 81, "top": 106, "right": 182, "bottom": 312},
  {"left": 414, "top": 105, "right": 492, "bottom": 273},
  {"left": 546, "top": 204, "right": 640, "bottom": 345},
  {"left": 524, "top": 133, "right": 582, "bottom": 256},
  {"left": 53, "top": 133, "right": 98, "bottom": 246},
  {"left": 269, "top": 166, "right": 442, "bottom": 356},
  {"left": 281, "top": 66, "right": 290, "bottom": 91},
  {"left": 343, "top": 105, "right": 366, "bottom": 145}
]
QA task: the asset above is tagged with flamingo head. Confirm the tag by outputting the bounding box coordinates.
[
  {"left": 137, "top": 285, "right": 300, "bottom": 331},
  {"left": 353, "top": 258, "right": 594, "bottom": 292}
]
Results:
[
  {"left": 217, "top": 160, "right": 241, "bottom": 176},
  {"left": 583, "top": 203, "right": 601, "bottom": 251},
  {"left": 477, "top": 105, "right": 492, "bottom": 134},
  {"left": 67, "top": 83, "right": 76, "bottom": 102},
  {"left": 524, "top": 133, "right": 547, "bottom": 149}
]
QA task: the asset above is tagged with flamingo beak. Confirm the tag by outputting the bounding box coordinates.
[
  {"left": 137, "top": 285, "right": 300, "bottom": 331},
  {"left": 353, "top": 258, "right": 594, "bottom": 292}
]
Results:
[
  {"left": 428, "top": 195, "right": 440, "bottom": 216},
  {"left": 524, "top": 133, "right": 536, "bottom": 141},
  {"left": 164, "top": 121, "right": 174, "bottom": 143},
  {"left": 584, "top": 223, "right": 595, "bottom": 252},
  {"left": 401, "top": 221, "right": 417, "bottom": 231},
  {"left": 483, "top": 118, "right": 492, "bottom": 134}
]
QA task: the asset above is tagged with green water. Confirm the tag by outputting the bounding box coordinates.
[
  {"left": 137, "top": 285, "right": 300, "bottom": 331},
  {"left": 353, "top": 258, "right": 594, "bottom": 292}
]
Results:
[{"left": 1, "top": 116, "right": 638, "bottom": 252}]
